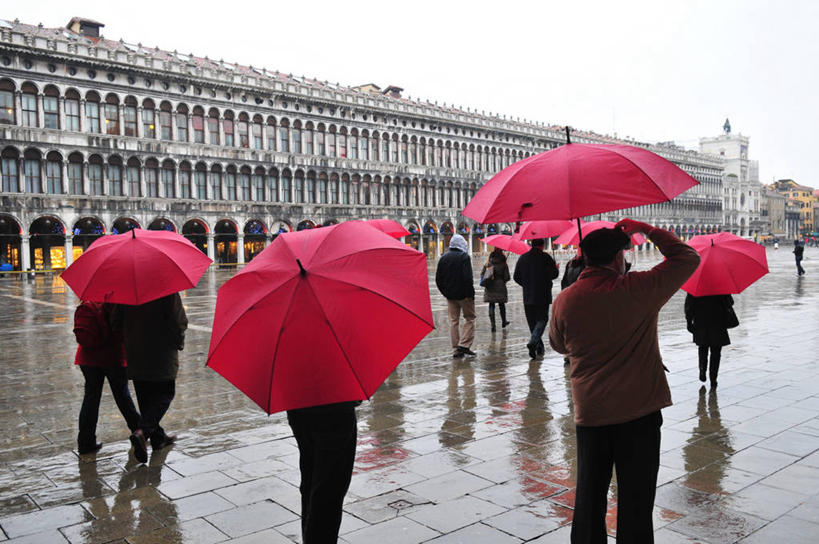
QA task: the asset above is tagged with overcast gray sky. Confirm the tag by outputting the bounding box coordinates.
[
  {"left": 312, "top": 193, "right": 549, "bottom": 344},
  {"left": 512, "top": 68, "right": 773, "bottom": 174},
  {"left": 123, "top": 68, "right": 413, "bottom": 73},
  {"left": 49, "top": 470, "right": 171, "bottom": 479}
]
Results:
[{"left": 6, "top": 0, "right": 818, "bottom": 185}]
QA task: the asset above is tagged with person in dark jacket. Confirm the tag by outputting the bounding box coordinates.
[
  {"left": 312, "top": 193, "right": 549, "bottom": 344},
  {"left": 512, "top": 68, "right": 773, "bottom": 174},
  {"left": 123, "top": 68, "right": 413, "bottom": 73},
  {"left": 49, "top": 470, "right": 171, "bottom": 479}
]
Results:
[
  {"left": 74, "top": 301, "right": 141, "bottom": 455},
  {"left": 435, "top": 234, "right": 476, "bottom": 358},
  {"left": 287, "top": 400, "right": 360, "bottom": 544},
  {"left": 514, "top": 238, "right": 559, "bottom": 359},
  {"left": 481, "top": 248, "right": 511, "bottom": 332},
  {"left": 114, "top": 292, "right": 188, "bottom": 463},
  {"left": 685, "top": 294, "right": 735, "bottom": 386},
  {"left": 794, "top": 240, "right": 805, "bottom": 275}
]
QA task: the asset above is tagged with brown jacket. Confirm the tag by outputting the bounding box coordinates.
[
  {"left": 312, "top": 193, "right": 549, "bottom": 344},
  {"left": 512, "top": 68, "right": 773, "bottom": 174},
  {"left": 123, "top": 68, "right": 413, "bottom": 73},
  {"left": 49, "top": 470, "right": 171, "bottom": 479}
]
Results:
[{"left": 549, "top": 228, "right": 699, "bottom": 426}]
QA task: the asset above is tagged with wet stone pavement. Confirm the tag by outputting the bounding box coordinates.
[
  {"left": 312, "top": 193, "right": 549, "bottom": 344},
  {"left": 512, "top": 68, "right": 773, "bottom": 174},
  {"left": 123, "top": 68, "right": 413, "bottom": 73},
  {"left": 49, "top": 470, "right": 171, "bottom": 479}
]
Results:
[{"left": 0, "top": 245, "right": 818, "bottom": 543}]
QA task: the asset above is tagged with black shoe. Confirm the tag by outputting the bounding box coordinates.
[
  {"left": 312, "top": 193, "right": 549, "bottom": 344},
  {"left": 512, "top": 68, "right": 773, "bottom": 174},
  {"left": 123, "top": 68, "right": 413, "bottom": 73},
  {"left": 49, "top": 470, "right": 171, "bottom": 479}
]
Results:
[
  {"left": 699, "top": 370, "right": 706, "bottom": 382},
  {"left": 130, "top": 429, "right": 148, "bottom": 464},
  {"left": 527, "top": 342, "right": 537, "bottom": 359},
  {"left": 491, "top": 325, "right": 496, "bottom": 332},
  {"left": 78, "top": 442, "right": 102, "bottom": 455},
  {"left": 452, "top": 351, "right": 465, "bottom": 359},
  {"left": 151, "top": 434, "right": 177, "bottom": 450},
  {"left": 537, "top": 346, "right": 545, "bottom": 356},
  {"left": 501, "top": 321, "right": 511, "bottom": 328},
  {"left": 458, "top": 346, "right": 477, "bottom": 357}
]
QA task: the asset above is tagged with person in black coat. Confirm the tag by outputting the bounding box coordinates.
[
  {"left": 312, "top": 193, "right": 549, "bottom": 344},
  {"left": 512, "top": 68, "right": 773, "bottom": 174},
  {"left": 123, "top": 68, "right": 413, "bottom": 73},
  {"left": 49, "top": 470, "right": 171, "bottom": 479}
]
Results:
[
  {"left": 794, "top": 241, "right": 805, "bottom": 276},
  {"left": 684, "top": 294, "right": 735, "bottom": 386},
  {"left": 481, "top": 248, "right": 511, "bottom": 332},
  {"left": 513, "top": 238, "right": 559, "bottom": 359},
  {"left": 435, "top": 234, "right": 476, "bottom": 358}
]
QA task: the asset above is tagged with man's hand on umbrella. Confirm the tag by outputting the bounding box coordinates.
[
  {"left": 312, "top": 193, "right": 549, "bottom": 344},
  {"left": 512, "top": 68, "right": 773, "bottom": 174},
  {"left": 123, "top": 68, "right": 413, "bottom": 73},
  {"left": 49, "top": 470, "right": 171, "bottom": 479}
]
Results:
[{"left": 615, "top": 219, "right": 653, "bottom": 236}]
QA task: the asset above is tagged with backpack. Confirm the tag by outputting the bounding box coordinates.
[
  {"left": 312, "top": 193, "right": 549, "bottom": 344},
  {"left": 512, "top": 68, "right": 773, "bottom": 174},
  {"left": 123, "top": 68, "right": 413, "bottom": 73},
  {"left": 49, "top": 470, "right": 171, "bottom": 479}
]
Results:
[{"left": 73, "top": 301, "right": 111, "bottom": 348}]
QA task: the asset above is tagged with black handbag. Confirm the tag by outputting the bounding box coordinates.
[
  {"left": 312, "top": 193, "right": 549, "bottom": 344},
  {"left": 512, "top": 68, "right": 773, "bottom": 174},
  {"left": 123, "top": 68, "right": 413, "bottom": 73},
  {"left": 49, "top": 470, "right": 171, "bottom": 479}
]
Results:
[{"left": 725, "top": 299, "right": 739, "bottom": 329}]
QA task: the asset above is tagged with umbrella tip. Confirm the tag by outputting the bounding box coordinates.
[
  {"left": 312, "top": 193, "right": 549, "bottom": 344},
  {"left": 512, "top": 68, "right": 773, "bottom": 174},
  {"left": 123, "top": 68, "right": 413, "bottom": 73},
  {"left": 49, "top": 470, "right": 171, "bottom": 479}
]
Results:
[{"left": 296, "top": 259, "right": 306, "bottom": 276}]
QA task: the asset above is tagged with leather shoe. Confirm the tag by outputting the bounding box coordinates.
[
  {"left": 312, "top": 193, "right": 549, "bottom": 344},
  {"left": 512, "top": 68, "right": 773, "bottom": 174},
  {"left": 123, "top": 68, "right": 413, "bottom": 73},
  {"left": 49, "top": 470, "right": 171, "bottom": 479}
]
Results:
[
  {"left": 151, "top": 434, "right": 177, "bottom": 450},
  {"left": 527, "top": 342, "right": 537, "bottom": 359},
  {"left": 130, "top": 429, "right": 148, "bottom": 463},
  {"left": 78, "top": 442, "right": 102, "bottom": 455},
  {"left": 458, "top": 346, "right": 477, "bottom": 357}
]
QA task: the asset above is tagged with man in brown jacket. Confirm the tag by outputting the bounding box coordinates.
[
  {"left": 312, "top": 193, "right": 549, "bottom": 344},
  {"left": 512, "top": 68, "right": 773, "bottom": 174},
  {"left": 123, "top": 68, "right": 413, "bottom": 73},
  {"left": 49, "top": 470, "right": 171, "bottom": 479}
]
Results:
[{"left": 549, "top": 219, "right": 699, "bottom": 544}]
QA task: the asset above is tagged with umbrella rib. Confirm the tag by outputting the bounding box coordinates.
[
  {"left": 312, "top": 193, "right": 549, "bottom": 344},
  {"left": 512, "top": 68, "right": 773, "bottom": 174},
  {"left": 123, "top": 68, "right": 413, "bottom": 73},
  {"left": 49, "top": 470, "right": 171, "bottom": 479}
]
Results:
[
  {"left": 302, "top": 277, "right": 370, "bottom": 400},
  {"left": 265, "top": 276, "right": 304, "bottom": 414},
  {"left": 309, "top": 270, "right": 435, "bottom": 329}
]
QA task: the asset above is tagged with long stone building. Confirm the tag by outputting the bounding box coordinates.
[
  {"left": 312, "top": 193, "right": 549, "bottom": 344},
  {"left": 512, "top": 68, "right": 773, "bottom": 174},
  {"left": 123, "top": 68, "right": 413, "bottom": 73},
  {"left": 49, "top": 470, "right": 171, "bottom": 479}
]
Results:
[{"left": 0, "top": 17, "right": 724, "bottom": 271}]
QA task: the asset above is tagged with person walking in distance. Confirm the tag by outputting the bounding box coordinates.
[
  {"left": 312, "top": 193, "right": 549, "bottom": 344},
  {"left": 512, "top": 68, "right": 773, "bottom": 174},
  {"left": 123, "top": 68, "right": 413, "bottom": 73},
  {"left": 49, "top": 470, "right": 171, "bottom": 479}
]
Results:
[
  {"left": 549, "top": 220, "right": 699, "bottom": 543},
  {"left": 481, "top": 247, "right": 511, "bottom": 332},
  {"left": 513, "top": 238, "right": 559, "bottom": 359},
  {"left": 73, "top": 300, "right": 141, "bottom": 454},
  {"left": 114, "top": 292, "right": 188, "bottom": 463},
  {"left": 685, "top": 294, "right": 737, "bottom": 387},
  {"left": 436, "top": 234, "right": 477, "bottom": 358},
  {"left": 794, "top": 240, "right": 805, "bottom": 275}
]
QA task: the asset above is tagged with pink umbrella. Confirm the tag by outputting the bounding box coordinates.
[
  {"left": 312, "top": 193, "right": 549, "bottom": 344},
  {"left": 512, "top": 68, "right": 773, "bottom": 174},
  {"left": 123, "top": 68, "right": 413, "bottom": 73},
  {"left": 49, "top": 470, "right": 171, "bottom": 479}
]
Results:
[
  {"left": 554, "top": 220, "right": 647, "bottom": 247},
  {"left": 516, "top": 220, "right": 580, "bottom": 240},
  {"left": 365, "top": 219, "right": 412, "bottom": 238},
  {"left": 681, "top": 232, "right": 768, "bottom": 296},
  {"left": 481, "top": 234, "right": 531, "bottom": 255}
]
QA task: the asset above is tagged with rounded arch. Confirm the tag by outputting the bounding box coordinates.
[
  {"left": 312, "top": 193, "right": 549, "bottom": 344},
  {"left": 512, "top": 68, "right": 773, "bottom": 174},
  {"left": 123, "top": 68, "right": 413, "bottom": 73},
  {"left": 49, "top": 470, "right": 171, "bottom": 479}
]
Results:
[
  {"left": 0, "top": 213, "right": 23, "bottom": 270},
  {"left": 296, "top": 219, "right": 316, "bottom": 231},
  {"left": 111, "top": 217, "right": 141, "bottom": 234},
  {"left": 147, "top": 217, "right": 176, "bottom": 232},
  {"left": 29, "top": 215, "right": 67, "bottom": 269},
  {"left": 182, "top": 217, "right": 209, "bottom": 255},
  {"left": 423, "top": 220, "right": 438, "bottom": 234}
]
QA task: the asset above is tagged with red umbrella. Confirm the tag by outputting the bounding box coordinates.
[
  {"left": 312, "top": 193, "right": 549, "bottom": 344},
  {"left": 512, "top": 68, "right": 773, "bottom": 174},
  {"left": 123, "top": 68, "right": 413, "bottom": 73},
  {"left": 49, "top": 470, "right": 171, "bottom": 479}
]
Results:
[
  {"left": 681, "top": 232, "right": 769, "bottom": 296},
  {"left": 365, "top": 218, "right": 412, "bottom": 238},
  {"left": 481, "top": 234, "right": 531, "bottom": 255},
  {"left": 516, "top": 220, "right": 579, "bottom": 240},
  {"left": 553, "top": 220, "right": 646, "bottom": 247},
  {"left": 206, "top": 221, "right": 434, "bottom": 414},
  {"left": 463, "top": 140, "right": 698, "bottom": 224},
  {"left": 60, "top": 229, "right": 212, "bottom": 305}
]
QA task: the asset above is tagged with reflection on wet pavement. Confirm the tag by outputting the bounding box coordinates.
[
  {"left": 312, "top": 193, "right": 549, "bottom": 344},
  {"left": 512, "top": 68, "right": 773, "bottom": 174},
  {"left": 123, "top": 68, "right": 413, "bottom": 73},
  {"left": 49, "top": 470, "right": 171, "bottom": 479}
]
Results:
[{"left": 0, "top": 246, "right": 818, "bottom": 542}]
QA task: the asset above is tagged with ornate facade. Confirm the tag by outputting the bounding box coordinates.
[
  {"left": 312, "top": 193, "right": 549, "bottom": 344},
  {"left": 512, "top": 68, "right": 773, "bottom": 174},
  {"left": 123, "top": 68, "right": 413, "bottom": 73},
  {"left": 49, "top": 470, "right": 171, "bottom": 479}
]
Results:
[{"left": 0, "top": 17, "right": 724, "bottom": 271}]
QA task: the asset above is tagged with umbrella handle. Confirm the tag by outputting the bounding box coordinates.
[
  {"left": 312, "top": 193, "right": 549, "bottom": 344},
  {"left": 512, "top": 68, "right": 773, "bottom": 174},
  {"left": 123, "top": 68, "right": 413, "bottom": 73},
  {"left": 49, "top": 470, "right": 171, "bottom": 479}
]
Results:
[
  {"left": 296, "top": 259, "right": 306, "bottom": 276},
  {"left": 565, "top": 126, "right": 571, "bottom": 145},
  {"left": 576, "top": 217, "right": 583, "bottom": 243}
]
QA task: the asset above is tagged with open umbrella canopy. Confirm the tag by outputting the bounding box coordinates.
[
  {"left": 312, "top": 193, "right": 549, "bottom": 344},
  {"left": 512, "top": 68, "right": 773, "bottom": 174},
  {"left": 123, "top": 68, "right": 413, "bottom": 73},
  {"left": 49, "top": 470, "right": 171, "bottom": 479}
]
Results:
[
  {"left": 206, "top": 221, "right": 434, "bottom": 414},
  {"left": 553, "top": 220, "right": 647, "bottom": 247},
  {"left": 60, "top": 229, "right": 212, "bottom": 305},
  {"left": 463, "top": 143, "right": 699, "bottom": 223},
  {"left": 364, "top": 218, "right": 412, "bottom": 238},
  {"left": 681, "top": 232, "right": 769, "bottom": 296},
  {"left": 481, "top": 234, "right": 531, "bottom": 255},
  {"left": 516, "top": 220, "right": 579, "bottom": 241}
]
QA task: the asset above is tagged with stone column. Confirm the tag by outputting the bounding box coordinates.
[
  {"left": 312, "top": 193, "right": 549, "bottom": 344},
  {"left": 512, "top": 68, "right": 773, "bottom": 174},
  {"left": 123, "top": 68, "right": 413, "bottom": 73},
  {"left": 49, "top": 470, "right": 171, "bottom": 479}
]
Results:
[
  {"left": 60, "top": 161, "right": 68, "bottom": 194},
  {"left": 36, "top": 94, "right": 44, "bottom": 128},
  {"left": 79, "top": 99, "right": 87, "bottom": 132},
  {"left": 237, "top": 232, "right": 245, "bottom": 264},
  {"left": 64, "top": 235, "right": 73, "bottom": 267},
  {"left": 21, "top": 234, "right": 30, "bottom": 271},
  {"left": 206, "top": 232, "right": 215, "bottom": 262},
  {"left": 218, "top": 116, "right": 225, "bottom": 145},
  {"left": 38, "top": 159, "right": 46, "bottom": 194},
  {"left": 14, "top": 92, "right": 22, "bottom": 126},
  {"left": 118, "top": 104, "right": 126, "bottom": 136},
  {"left": 136, "top": 106, "right": 143, "bottom": 138},
  {"left": 58, "top": 97, "right": 66, "bottom": 130}
]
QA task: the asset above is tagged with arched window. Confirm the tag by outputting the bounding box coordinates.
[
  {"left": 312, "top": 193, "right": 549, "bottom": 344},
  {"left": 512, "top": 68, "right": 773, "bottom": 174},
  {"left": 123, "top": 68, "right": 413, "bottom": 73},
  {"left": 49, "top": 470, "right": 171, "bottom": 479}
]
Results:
[
  {"left": 278, "top": 119, "right": 289, "bottom": 152},
  {"left": 161, "top": 159, "right": 175, "bottom": 198},
  {"left": 304, "top": 122, "right": 314, "bottom": 155},
  {"left": 144, "top": 158, "right": 159, "bottom": 197},
  {"left": 340, "top": 174, "right": 349, "bottom": 205},
  {"left": 223, "top": 111, "right": 235, "bottom": 147},
  {"left": 68, "top": 152, "right": 83, "bottom": 194},
  {"left": 126, "top": 157, "right": 140, "bottom": 197},
  {"left": 330, "top": 173, "right": 339, "bottom": 203},
  {"left": 123, "top": 96, "right": 137, "bottom": 136},
  {"left": 349, "top": 129, "right": 358, "bottom": 160},
  {"left": 306, "top": 171, "right": 315, "bottom": 203},
  {"left": 252, "top": 115, "right": 263, "bottom": 150},
  {"left": 316, "top": 124, "right": 326, "bottom": 155},
  {"left": 1, "top": 147, "right": 19, "bottom": 191},
  {"left": 159, "top": 102, "right": 173, "bottom": 140},
  {"left": 318, "top": 172, "right": 328, "bottom": 204},
  {"left": 44, "top": 86, "right": 59, "bottom": 129},
  {"left": 239, "top": 166, "right": 251, "bottom": 200},
  {"left": 381, "top": 135, "right": 389, "bottom": 163},
  {"left": 23, "top": 149, "right": 41, "bottom": 193},
  {"left": 281, "top": 169, "right": 292, "bottom": 202},
  {"left": 64, "top": 89, "right": 80, "bottom": 131},
  {"left": 337, "top": 127, "right": 347, "bottom": 158},
  {"left": 46, "top": 151, "right": 62, "bottom": 194},
  {"left": 253, "top": 167, "right": 265, "bottom": 201},
  {"left": 194, "top": 163, "right": 207, "bottom": 199},
  {"left": 237, "top": 113, "right": 250, "bottom": 148},
  {"left": 192, "top": 106, "right": 205, "bottom": 143},
  {"left": 409, "top": 138, "right": 417, "bottom": 165},
  {"left": 142, "top": 99, "right": 156, "bottom": 138},
  {"left": 208, "top": 108, "right": 220, "bottom": 145},
  {"left": 361, "top": 175, "right": 370, "bottom": 205},
  {"left": 292, "top": 121, "right": 302, "bottom": 154},
  {"left": 350, "top": 175, "right": 358, "bottom": 205},
  {"left": 179, "top": 161, "right": 192, "bottom": 199},
  {"left": 359, "top": 130, "right": 369, "bottom": 160},
  {"left": 88, "top": 155, "right": 104, "bottom": 196},
  {"left": 391, "top": 134, "right": 399, "bottom": 163},
  {"left": 107, "top": 156, "right": 123, "bottom": 196},
  {"left": 265, "top": 117, "right": 276, "bottom": 150},
  {"left": 104, "top": 94, "right": 119, "bottom": 135},
  {"left": 401, "top": 137, "right": 408, "bottom": 164},
  {"left": 0, "top": 80, "right": 15, "bottom": 124},
  {"left": 21, "top": 83, "right": 38, "bottom": 127},
  {"left": 225, "top": 166, "right": 237, "bottom": 200},
  {"left": 267, "top": 168, "right": 279, "bottom": 202},
  {"left": 85, "top": 91, "right": 101, "bottom": 133},
  {"left": 176, "top": 104, "right": 188, "bottom": 142},
  {"left": 294, "top": 170, "right": 305, "bottom": 203},
  {"left": 210, "top": 165, "right": 223, "bottom": 199},
  {"left": 327, "top": 126, "right": 336, "bottom": 157}
]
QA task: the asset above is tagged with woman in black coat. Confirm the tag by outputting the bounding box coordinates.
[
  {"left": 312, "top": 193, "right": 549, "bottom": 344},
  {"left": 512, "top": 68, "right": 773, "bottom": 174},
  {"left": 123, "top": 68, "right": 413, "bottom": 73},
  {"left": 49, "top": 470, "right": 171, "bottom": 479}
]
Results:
[
  {"left": 481, "top": 248, "right": 511, "bottom": 332},
  {"left": 684, "top": 294, "right": 736, "bottom": 386}
]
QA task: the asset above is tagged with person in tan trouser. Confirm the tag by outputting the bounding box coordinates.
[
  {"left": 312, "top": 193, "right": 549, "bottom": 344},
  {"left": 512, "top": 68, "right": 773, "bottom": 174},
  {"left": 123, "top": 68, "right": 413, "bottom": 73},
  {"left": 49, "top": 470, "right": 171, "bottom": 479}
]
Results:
[{"left": 435, "top": 234, "right": 476, "bottom": 358}]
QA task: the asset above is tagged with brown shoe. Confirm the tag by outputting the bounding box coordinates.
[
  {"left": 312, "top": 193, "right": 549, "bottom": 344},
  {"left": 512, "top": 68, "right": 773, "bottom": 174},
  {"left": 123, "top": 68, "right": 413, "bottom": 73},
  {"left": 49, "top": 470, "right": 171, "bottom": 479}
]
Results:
[
  {"left": 130, "top": 430, "right": 148, "bottom": 463},
  {"left": 151, "top": 434, "right": 177, "bottom": 450}
]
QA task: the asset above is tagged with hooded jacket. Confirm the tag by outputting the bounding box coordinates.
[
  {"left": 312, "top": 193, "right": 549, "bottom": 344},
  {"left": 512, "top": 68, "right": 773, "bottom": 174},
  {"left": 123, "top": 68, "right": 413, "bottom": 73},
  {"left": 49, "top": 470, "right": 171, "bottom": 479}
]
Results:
[{"left": 435, "top": 235, "right": 475, "bottom": 300}]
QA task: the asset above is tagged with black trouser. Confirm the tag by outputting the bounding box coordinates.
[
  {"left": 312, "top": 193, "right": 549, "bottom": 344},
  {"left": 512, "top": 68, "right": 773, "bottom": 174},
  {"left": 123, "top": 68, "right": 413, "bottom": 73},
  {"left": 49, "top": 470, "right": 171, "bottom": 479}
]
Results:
[
  {"left": 524, "top": 303, "right": 548, "bottom": 352},
  {"left": 698, "top": 345, "right": 722, "bottom": 383},
  {"left": 78, "top": 366, "right": 140, "bottom": 448},
  {"left": 132, "top": 380, "right": 175, "bottom": 446},
  {"left": 488, "top": 302, "right": 507, "bottom": 325},
  {"left": 572, "top": 411, "right": 662, "bottom": 544},
  {"left": 796, "top": 256, "right": 805, "bottom": 275},
  {"left": 287, "top": 408, "right": 357, "bottom": 544}
]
